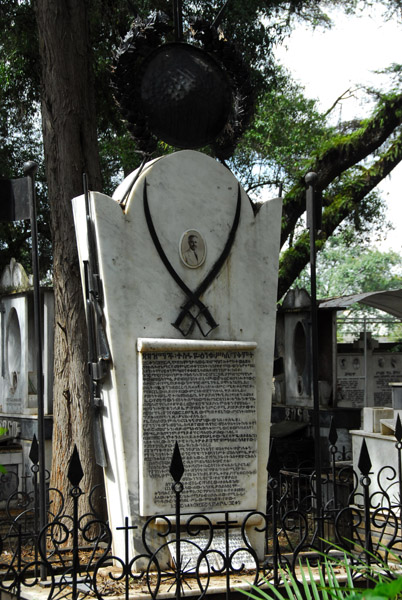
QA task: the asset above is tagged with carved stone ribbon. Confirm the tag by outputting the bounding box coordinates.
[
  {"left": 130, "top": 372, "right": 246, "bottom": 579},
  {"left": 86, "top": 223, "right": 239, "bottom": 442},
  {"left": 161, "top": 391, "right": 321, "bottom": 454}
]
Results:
[{"left": 143, "top": 180, "right": 241, "bottom": 336}]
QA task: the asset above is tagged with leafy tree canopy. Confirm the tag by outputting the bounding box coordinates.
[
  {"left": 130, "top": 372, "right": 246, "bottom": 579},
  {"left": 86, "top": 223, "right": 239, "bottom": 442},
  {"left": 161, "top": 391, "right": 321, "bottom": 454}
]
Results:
[
  {"left": 1, "top": 0, "right": 402, "bottom": 294},
  {"left": 296, "top": 231, "right": 402, "bottom": 298},
  {"left": 229, "top": 65, "right": 334, "bottom": 195},
  {"left": 0, "top": 1, "right": 50, "bottom": 276},
  {"left": 294, "top": 231, "right": 402, "bottom": 341}
]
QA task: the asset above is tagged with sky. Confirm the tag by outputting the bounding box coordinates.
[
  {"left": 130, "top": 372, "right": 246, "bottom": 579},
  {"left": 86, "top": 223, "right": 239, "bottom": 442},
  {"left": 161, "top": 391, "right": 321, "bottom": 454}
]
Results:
[{"left": 274, "top": 5, "right": 402, "bottom": 253}]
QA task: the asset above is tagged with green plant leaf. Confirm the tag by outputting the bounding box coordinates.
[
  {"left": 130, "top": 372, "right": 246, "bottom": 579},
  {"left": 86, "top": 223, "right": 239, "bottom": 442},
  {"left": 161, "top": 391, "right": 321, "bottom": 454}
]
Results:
[
  {"left": 281, "top": 566, "right": 303, "bottom": 600},
  {"left": 365, "top": 578, "right": 402, "bottom": 599},
  {"left": 301, "top": 560, "right": 319, "bottom": 600},
  {"left": 237, "top": 585, "right": 276, "bottom": 600}
]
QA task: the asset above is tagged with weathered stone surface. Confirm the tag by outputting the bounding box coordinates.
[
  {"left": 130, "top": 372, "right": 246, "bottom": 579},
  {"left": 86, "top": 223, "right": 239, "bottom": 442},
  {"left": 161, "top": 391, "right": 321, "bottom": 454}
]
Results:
[{"left": 72, "top": 150, "right": 282, "bottom": 559}]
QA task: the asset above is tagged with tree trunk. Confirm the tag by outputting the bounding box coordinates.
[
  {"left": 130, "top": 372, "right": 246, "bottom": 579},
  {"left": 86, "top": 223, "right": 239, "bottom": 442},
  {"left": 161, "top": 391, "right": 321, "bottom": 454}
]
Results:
[{"left": 35, "top": 0, "right": 103, "bottom": 514}]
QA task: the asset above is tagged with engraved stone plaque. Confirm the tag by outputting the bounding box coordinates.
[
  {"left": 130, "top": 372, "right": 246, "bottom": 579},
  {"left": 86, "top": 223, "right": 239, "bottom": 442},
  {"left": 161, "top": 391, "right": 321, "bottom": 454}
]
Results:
[
  {"left": 167, "top": 530, "right": 255, "bottom": 573},
  {"left": 337, "top": 352, "right": 402, "bottom": 408},
  {"left": 138, "top": 338, "right": 258, "bottom": 515},
  {"left": 337, "top": 354, "right": 365, "bottom": 408},
  {"left": 373, "top": 354, "right": 402, "bottom": 406}
]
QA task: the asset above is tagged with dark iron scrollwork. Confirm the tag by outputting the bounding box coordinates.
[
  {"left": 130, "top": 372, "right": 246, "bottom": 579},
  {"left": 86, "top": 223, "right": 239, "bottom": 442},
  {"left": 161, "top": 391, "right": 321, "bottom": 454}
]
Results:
[{"left": 2, "top": 424, "right": 402, "bottom": 598}]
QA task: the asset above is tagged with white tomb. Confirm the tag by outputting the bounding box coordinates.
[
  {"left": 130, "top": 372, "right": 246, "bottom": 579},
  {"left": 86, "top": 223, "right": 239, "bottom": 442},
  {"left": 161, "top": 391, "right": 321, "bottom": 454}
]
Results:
[
  {"left": 72, "top": 150, "right": 282, "bottom": 560},
  {"left": 0, "top": 258, "right": 54, "bottom": 417},
  {"left": 0, "top": 258, "right": 54, "bottom": 499},
  {"left": 337, "top": 333, "right": 402, "bottom": 408},
  {"left": 351, "top": 399, "right": 402, "bottom": 501}
]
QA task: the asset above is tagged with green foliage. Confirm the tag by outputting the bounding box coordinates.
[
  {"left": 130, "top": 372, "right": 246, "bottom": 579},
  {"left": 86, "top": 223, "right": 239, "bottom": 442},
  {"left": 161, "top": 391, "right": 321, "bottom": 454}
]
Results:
[
  {"left": 239, "top": 555, "right": 402, "bottom": 600},
  {"left": 316, "top": 235, "right": 402, "bottom": 298},
  {"left": 293, "top": 231, "right": 402, "bottom": 340},
  {"left": 230, "top": 66, "right": 333, "bottom": 195},
  {"left": 0, "top": 1, "right": 51, "bottom": 279},
  {"left": 238, "top": 558, "right": 347, "bottom": 600},
  {"left": 1, "top": 0, "right": 402, "bottom": 294}
]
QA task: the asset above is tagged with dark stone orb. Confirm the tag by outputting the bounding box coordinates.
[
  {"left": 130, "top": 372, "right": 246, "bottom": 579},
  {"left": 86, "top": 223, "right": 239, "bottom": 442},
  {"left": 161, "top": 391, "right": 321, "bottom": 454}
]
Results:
[{"left": 140, "top": 43, "right": 232, "bottom": 148}]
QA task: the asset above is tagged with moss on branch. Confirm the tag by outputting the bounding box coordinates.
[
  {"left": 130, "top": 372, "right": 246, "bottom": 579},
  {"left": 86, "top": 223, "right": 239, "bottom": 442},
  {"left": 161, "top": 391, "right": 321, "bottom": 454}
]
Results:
[
  {"left": 278, "top": 130, "right": 402, "bottom": 299},
  {"left": 280, "top": 93, "right": 402, "bottom": 247}
]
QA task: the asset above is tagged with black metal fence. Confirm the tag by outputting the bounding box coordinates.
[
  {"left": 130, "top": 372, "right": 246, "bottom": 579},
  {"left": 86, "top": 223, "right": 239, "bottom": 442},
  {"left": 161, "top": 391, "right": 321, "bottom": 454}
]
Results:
[{"left": 2, "top": 418, "right": 402, "bottom": 600}]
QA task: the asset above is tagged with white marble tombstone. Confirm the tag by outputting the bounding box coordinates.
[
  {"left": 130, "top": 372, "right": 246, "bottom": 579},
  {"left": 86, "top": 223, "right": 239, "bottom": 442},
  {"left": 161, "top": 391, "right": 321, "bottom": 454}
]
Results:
[
  {"left": 72, "top": 150, "right": 282, "bottom": 560},
  {"left": 0, "top": 259, "right": 54, "bottom": 417}
]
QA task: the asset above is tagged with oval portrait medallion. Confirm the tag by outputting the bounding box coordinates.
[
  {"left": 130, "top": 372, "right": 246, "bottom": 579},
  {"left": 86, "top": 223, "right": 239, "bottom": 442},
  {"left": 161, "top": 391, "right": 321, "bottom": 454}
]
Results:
[{"left": 180, "top": 230, "right": 206, "bottom": 268}]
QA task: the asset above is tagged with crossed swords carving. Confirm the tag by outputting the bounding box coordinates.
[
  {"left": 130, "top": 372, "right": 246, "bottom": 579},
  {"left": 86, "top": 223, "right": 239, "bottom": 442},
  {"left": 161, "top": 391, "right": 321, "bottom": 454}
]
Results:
[{"left": 143, "top": 180, "right": 241, "bottom": 337}]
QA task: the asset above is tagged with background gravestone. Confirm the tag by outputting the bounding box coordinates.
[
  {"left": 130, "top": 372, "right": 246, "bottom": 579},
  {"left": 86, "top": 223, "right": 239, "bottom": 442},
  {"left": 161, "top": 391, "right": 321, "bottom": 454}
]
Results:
[
  {"left": 73, "top": 150, "right": 282, "bottom": 559},
  {"left": 0, "top": 258, "right": 54, "bottom": 417},
  {"left": 0, "top": 258, "right": 54, "bottom": 499}
]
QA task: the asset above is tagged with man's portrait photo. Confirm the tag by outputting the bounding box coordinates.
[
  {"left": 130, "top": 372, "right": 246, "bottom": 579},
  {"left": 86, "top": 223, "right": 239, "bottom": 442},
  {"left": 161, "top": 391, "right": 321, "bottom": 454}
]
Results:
[{"left": 180, "top": 230, "right": 206, "bottom": 268}]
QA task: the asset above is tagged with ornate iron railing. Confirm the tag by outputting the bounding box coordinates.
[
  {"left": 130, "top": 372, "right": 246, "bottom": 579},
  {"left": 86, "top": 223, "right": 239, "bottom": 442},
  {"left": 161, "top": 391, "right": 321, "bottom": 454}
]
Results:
[{"left": 2, "top": 417, "right": 402, "bottom": 599}]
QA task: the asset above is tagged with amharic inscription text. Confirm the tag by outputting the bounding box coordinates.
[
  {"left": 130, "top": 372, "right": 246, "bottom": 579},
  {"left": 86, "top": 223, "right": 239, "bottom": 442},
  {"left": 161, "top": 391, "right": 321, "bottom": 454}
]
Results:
[{"left": 139, "top": 343, "right": 258, "bottom": 514}]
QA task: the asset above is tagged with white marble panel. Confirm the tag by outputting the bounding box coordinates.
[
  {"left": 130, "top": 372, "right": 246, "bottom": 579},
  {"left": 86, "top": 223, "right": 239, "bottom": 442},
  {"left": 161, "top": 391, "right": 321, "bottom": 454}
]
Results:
[{"left": 351, "top": 429, "right": 398, "bottom": 498}]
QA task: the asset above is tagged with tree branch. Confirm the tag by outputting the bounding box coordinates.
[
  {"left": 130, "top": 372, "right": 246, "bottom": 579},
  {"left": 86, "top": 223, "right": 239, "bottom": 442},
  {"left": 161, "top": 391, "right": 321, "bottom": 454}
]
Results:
[
  {"left": 277, "top": 131, "right": 402, "bottom": 299},
  {"left": 281, "top": 93, "right": 402, "bottom": 247},
  {"left": 323, "top": 87, "right": 359, "bottom": 118}
]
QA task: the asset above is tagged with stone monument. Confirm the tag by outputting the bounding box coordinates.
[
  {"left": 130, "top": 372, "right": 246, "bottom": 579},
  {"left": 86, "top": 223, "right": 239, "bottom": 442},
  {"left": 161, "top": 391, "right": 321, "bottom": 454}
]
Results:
[
  {"left": 0, "top": 258, "right": 54, "bottom": 418},
  {"left": 0, "top": 258, "right": 54, "bottom": 498},
  {"left": 72, "top": 149, "right": 282, "bottom": 560},
  {"left": 337, "top": 333, "right": 402, "bottom": 408}
]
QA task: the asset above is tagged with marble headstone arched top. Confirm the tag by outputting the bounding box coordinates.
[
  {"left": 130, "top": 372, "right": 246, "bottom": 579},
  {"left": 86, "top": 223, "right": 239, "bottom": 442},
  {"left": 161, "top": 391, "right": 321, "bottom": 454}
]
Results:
[{"left": 0, "top": 258, "right": 32, "bottom": 292}]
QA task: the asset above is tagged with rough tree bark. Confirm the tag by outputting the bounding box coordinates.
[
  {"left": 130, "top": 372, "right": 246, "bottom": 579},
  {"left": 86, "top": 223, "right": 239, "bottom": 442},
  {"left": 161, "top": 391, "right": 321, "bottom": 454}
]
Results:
[{"left": 35, "top": 0, "right": 103, "bottom": 510}]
